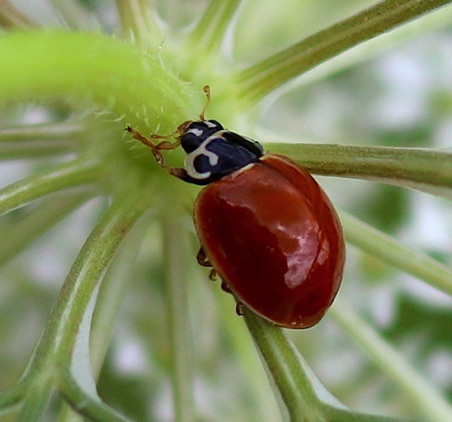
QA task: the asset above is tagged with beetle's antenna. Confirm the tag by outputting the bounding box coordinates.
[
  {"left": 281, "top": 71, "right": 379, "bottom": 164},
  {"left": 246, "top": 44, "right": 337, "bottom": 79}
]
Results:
[
  {"left": 199, "top": 85, "right": 211, "bottom": 121},
  {"left": 147, "top": 85, "right": 212, "bottom": 139}
]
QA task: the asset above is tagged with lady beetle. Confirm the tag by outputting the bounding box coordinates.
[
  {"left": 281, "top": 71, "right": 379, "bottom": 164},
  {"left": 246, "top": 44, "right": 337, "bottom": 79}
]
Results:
[{"left": 126, "top": 86, "right": 345, "bottom": 328}]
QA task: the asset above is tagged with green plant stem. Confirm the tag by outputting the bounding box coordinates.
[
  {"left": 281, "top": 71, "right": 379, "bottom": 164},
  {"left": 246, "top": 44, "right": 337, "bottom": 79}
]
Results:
[
  {"left": 0, "top": 122, "right": 81, "bottom": 159},
  {"left": 0, "top": 383, "right": 27, "bottom": 415},
  {"left": 116, "top": 0, "right": 162, "bottom": 49},
  {"left": 89, "top": 210, "right": 154, "bottom": 378},
  {"left": 266, "top": 143, "right": 452, "bottom": 198},
  {"left": 341, "top": 211, "right": 452, "bottom": 296},
  {"left": 215, "top": 292, "right": 281, "bottom": 421},
  {"left": 57, "top": 212, "right": 152, "bottom": 422},
  {"left": 0, "top": 31, "right": 193, "bottom": 132},
  {"left": 321, "top": 405, "right": 402, "bottom": 422},
  {"left": 162, "top": 215, "right": 195, "bottom": 422},
  {"left": 58, "top": 372, "right": 130, "bottom": 422},
  {"left": 188, "top": 0, "right": 242, "bottom": 55},
  {"left": 18, "top": 378, "right": 53, "bottom": 422},
  {"left": 0, "top": 159, "right": 102, "bottom": 217},
  {"left": 330, "top": 297, "right": 452, "bottom": 422},
  {"left": 284, "top": 5, "right": 452, "bottom": 89},
  {"left": 0, "top": 191, "right": 94, "bottom": 265},
  {"left": 243, "top": 310, "right": 325, "bottom": 421},
  {"left": 16, "top": 190, "right": 151, "bottom": 419},
  {"left": 244, "top": 311, "right": 407, "bottom": 422},
  {"left": 52, "top": 191, "right": 151, "bottom": 365},
  {"left": 236, "top": 0, "right": 452, "bottom": 101}
]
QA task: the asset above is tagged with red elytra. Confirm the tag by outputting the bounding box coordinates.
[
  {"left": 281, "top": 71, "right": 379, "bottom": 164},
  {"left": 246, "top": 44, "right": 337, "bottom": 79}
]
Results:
[{"left": 194, "top": 154, "right": 345, "bottom": 328}]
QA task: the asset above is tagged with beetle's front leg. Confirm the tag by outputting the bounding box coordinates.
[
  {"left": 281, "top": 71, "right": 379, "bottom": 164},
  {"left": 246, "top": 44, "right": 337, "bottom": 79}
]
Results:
[{"left": 125, "top": 125, "right": 189, "bottom": 180}]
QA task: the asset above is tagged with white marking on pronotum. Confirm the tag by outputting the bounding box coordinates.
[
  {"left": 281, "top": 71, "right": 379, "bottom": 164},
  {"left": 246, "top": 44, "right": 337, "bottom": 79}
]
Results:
[
  {"left": 185, "top": 136, "right": 220, "bottom": 180},
  {"left": 185, "top": 127, "right": 204, "bottom": 137},
  {"left": 204, "top": 120, "right": 219, "bottom": 128}
]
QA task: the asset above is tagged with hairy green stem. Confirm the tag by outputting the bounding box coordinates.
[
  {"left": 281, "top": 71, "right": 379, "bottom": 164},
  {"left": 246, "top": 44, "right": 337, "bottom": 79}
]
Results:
[{"left": 0, "top": 31, "right": 194, "bottom": 132}]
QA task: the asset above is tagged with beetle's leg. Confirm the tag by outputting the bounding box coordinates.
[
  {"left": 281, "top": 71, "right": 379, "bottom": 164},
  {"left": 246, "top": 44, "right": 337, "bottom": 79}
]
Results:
[
  {"left": 196, "top": 247, "right": 211, "bottom": 267},
  {"left": 220, "top": 280, "right": 231, "bottom": 293},
  {"left": 125, "top": 125, "right": 189, "bottom": 180},
  {"left": 220, "top": 281, "right": 244, "bottom": 316},
  {"left": 196, "top": 247, "right": 218, "bottom": 279},
  {"left": 126, "top": 125, "right": 178, "bottom": 164}
]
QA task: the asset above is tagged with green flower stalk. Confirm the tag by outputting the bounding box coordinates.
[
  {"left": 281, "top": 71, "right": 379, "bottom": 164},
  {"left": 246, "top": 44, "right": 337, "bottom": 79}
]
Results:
[{"left": 0, "top": 1, "right": 451, "bottom": 421}]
